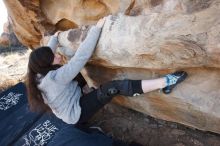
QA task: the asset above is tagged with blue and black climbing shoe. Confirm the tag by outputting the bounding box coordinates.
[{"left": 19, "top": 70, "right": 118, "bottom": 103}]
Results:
[{"left": 162, "top": 71, "right": 188, "bottom": 94}]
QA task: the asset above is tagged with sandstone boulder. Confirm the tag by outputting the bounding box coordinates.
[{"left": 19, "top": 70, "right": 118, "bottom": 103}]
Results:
[
  {"left": 0, "top": 22, "right": 23, "bottom": 47},
  {"left": 4, "top": 0, "right": 200, "bottom": 48},
  {"left": 56, "top": 8, "right": 220, "bottom": 133},
  {"left": 0, "top": 33, "right": 9, "bottom": 47}
]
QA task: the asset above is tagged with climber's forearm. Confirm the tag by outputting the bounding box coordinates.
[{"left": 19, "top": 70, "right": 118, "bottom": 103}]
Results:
[{"left": 47, "top": 35, "right": 58, "bottom": 53}]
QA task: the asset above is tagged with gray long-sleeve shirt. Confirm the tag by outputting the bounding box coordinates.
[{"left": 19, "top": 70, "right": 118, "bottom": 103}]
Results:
[{"left": 37, "top": 26, "right": 101, "bottom": 124}]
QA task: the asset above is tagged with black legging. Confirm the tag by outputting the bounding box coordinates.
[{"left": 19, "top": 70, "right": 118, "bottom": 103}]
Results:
[
  {"left": 78, "top": 80, "right": 143, "bottom": 124},
  {"left": 74, "top": 73, "right": 87, "bottom": 92}
]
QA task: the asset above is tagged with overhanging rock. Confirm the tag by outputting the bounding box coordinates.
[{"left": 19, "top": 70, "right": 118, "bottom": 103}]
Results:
[{"left": 56, "top": 12, "right": 220, "bottom": 134}]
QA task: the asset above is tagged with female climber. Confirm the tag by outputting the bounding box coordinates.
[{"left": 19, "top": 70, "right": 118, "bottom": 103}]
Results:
[{"left": 26, "top": 16, "right": 187, "bottom": 125}]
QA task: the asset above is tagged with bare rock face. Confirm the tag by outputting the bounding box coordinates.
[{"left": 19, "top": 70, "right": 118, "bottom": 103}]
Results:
[
  {"left": 4, "top": 0, "right": 220, "bottom": 133},
  {"left": 3, "top": 0, "right": 55, "bottom": 48},
  {"left": 5, "top": 0, "right": 195, "bottom": 48},
  {"left": 0, "top": 33, "right": 9, "bottom": 47},
  {"left": 0, "top": 22, "right": 23, "bottom": 47},
  {"left": 3, "top": 0, "right": 134, "bottom": 48},
  {"left": 0, "top": 22, "right": 9, "bottom": 47}
]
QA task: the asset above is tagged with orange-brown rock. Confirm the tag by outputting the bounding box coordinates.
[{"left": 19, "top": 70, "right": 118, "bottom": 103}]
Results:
[
  {"left": 0, "top": 22, "right": 24, "bottom": 47},
  {"left": 0, "top": 33, "right": 9, "bottom": 47},
  {"left": 3, "top": 0, "right": 129, "bottom": 48},
  {"left": 3, "top": 0, "right": 55, "bottom": 48},
  {"left": 4, "top": 0, "right": 178, "bottom": 48},
  {"left": 0, "top": 22, "right": 9, "bottom": 47}
]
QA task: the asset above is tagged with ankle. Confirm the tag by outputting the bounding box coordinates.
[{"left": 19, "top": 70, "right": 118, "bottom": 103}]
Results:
[{"left": 160, "top": 77, "right": 167, "bottom": 88}]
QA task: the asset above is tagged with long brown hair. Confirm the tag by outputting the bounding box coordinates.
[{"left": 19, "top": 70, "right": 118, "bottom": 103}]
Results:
[{"left": 26, "top": 47, "right": 61, "bottom": 112}]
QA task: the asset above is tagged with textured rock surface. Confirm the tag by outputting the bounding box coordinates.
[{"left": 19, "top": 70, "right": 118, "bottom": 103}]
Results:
[
  {"left": 5, "top": 0, "right": 196, "bottom": 47},
  {"left": 3, "top": 0, "right": 136, "bottom": 48},
  {"left": 0, "top": 33, "right": 9, "bottom": 47},
  {"left": 0, "top": 22, "right": 10, "bottom": 46},
  {"left": 0, "top": 22, "right": 23, "bottom": 47},
  {"left": 4, "top": 0, "right": 220, "bottom": 134},
  {"left": 3, "top": 0, "right": 54, "bottom": 48},
  {"left": 56, "top": 7, "right": 220, "bottom": 133}
]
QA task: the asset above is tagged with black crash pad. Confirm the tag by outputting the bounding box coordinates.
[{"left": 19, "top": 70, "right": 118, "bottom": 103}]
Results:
[
  {"left": 0, "top": 83, "right": 42, "bottom": 146},
  {"left": 0, "top": 83, "right": 114, "bottom": 146}
]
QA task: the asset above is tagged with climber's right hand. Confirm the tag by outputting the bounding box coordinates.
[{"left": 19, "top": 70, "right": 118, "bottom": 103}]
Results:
[{"left": 54, "top": 31, "right": 61, "bottom": 37}]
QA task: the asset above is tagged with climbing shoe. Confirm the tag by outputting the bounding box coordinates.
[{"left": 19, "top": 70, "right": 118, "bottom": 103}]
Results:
[{"left": 162, "top": 71, "right": 188, "bottom": 94}]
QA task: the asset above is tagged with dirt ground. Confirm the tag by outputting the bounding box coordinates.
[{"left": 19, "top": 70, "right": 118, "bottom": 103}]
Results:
[
  {"left": 90, "top": 103, "right": 220, "bottom": 146},
  {"left": 0, "top": 47, "right": 29, "bottom": 91},
  {"left": 0, "top": 47, "right": 220, "bottom": 146}
]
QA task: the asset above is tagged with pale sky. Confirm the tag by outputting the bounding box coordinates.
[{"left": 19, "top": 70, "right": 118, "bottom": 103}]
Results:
[{"left": 0, "top": 0, "right": 8, "bottom": 34}]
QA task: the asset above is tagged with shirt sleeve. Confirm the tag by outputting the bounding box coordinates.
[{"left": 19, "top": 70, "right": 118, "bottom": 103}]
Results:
[
  {"left": 47, "top": 36, "right": 58, "bottom": 53},
  {"left": 50, "top": 26, "right": 102, "bottom": 84}
]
